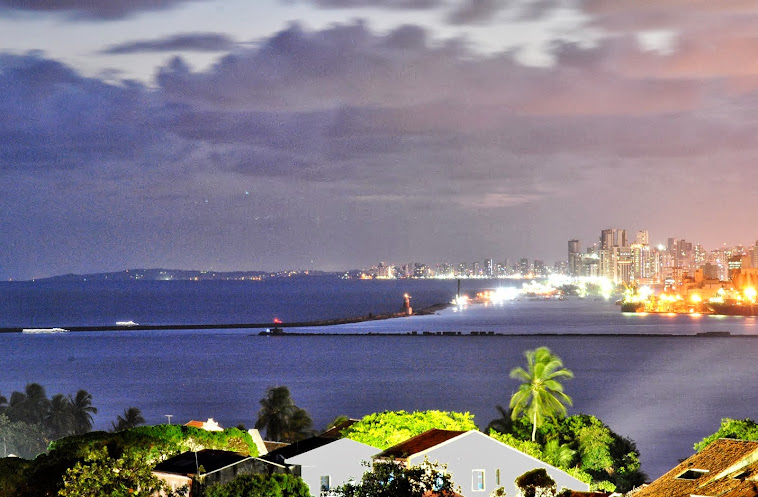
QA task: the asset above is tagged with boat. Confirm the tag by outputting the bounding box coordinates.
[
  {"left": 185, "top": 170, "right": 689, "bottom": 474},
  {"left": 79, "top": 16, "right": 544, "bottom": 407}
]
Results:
[
  {"left": 116, "top": 320, "right": 138, "bottom": 327},
  {"left": 22, "top": 328, "right": 69, "bottom": 334}
]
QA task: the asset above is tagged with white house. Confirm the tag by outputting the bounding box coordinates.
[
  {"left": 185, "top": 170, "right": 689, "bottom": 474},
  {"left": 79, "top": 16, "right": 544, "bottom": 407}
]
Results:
[
  {"left": 263, "top": 436, "right": 379, "bottom": 496},
  {"left": 374, "top": 429, "right": 590, "bottom": 497}
]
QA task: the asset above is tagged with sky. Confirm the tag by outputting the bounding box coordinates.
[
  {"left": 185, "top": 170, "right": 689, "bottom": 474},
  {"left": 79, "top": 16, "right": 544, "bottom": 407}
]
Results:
[{"left": 3, "top": 0, "right": 758, "bottom": 280}]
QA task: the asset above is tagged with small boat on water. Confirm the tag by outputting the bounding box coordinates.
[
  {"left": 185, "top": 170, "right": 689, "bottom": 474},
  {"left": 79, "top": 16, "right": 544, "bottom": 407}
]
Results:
[
  {"left": 22, "top": 328, "right": 69, "bottom": 334},
  {"left": 116, "top": 320, "right": 138, "bottom": 327}
]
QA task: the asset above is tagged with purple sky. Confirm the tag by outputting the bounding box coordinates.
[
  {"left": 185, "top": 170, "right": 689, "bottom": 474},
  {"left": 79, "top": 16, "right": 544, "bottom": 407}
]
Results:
[{"left": 2, "top": 1, "right": 758, "bottom": 280}]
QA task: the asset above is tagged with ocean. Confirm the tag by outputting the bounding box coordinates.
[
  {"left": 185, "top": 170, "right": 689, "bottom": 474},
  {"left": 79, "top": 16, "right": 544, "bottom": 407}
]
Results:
[{"left": 2, "top": 277, "right": 758, "bottom": 480}]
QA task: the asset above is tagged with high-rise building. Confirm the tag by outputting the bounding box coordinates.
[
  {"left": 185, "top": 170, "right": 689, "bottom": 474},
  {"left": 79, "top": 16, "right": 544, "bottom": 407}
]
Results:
[
  {"left": 568, "top": 239, "right": 582, "bottom": 277},
  {"left": 599, "top": 228, "right": 628, "bottom": 282},
  {"left": 484, "top": 258, "right": 493, "bottom": 277},
  {"left": 519, "top": 258, "right": 529, "bottom": 276}
]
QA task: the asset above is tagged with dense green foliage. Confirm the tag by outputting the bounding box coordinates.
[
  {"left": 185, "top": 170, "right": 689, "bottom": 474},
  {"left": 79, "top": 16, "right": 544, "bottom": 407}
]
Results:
[
  {"left": 0, "top": 425, "right": 257, "bottom": 497},
  {"left": 58, "top": 446, "right": 187, "bottom": 497},
  {"left": 255, "top": 386, "right": 315, "bottom": 442},
  {"left": 0, "top": 384, "right": 97, "bottom": 458},
  {"left": 694, "top": 418, "right": 758, "bottom": 452},
  {"left": 334, "top": 459, "right": 459, "bottom": 497},
  {"left": 205, "top": 473, "right": 311, "bottom": 497},
  {"left": 341, "top": 410, "right": 477, "bottom": 450},
  {"left": 510, "top": 347, "right": 573, "bottom": 441},
  {"left": 489, "top": 414, "right": 646, "bottom": 493},
  {"left": 515, "top": 468, "right": 557, "bottom": 497}
]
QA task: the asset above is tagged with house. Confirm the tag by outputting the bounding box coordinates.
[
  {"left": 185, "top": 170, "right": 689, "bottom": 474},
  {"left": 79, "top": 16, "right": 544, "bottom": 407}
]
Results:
[
  {"left": 153, "top": 449, "right": 292, "bottom": 497},
  {"left": 374, "top": 429, "right": 589, "bottom": 497},
  {"left": 628, "top": 438, "right": 758, "bottom": 497},
  {"left": 261, "top": 435, "right": 379, "bottom": 495},
  {"left": 184, "top": 418, "right": 224, "bottom": 431}
]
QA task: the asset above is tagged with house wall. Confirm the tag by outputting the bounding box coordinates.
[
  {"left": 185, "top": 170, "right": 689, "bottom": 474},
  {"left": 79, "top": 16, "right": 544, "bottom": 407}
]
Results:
[
  {"left": 287, "top": 439, "right": 378, "bottom": 496},
  {"left": 408, "top": 432, "right": 589, "bottom": 497}
]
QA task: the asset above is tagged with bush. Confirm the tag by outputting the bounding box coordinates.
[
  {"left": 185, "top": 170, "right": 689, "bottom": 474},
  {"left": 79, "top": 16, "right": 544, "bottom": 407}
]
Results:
[
  {"left": 205, "top": 473, "right": 310, "bottom": 497},
  {"left": 342, "top": 410, "right": 477, "bottom": 450},
  {"left": 694, "top": 418, "right": 758, "bottom": 452}
]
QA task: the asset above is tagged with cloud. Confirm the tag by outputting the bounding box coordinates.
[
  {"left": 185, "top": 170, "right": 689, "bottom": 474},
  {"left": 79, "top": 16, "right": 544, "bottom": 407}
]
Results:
[
  {"left": 0, "top": 0, "right": 206, "bottom": 20},
  {"left": 290, "top": 0, "right": 442, "bottom": 9},
  {"left": 101, "top": 33, "right": 236, "bottom": 54},
  {"left": 0, "top": 52, "right": 178, "bottom": 172}
]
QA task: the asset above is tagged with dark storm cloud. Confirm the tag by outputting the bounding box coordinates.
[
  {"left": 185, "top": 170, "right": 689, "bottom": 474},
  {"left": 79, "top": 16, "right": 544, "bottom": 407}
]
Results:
[
  {"left": 0, "top": 0, "right": 205, "bottom": 20},
  {"left": 0, "top": 53, "right": 177, "bottom": 171},
  {"left": 101, "top": 33, "right": 236, "bottom": 54}
]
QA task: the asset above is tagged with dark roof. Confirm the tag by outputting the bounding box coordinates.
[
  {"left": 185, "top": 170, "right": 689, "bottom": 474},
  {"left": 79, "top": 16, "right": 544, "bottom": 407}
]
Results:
[
  {"left": 374, "top": 429, "right": 468, "bottom": 460},
  {"left": 631, "top": 439, "right": 758, "bottom": 497},
  {"left": 261, "top": 436, "right": 337, "bottom": 464},
  {"left": 153, "top": 449, "right": 249, "bottom": 476}
]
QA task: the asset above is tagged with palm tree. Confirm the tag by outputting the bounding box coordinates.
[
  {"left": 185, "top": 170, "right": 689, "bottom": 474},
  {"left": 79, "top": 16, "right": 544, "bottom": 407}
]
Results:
[
  {"left": 255, "top": 386, "right": 295, "bottom": 442},
  {"left": 280, "top": 407, "right": 315, "bottom": 443},
  {"left": 7, "top": 383, "right": 50, "bottom": 426},
  {"left": 45, "top": 394, "right": 75, "bottom": 440},
  {"left": 486, "top": 404, "right": 515, "bottom": 434},
  {"left": 69, "top": 389, "right": 97, "bottom": 435},
  {"left": 111, "top": 407, "right": 145, "bottom": 432},
  {"left": 542, "top": 438, "right": 576, "bottom": 468},
  {"left": 509, "top": 346, "right": 573, "bottom": 441},
  {"left": 254, "top": 385, "right": 316, "bottom": 442}
]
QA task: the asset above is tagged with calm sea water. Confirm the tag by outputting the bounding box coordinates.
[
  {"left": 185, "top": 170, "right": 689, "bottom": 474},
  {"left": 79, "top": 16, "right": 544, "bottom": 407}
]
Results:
[{"left": 2, "top": 278, "right": 758, "bottom": 480}]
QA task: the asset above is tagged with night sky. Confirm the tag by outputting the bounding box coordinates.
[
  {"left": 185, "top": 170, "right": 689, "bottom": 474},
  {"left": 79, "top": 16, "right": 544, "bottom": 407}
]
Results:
[{"left": 2, "top": 1, "right": 758, "bottom": 280}]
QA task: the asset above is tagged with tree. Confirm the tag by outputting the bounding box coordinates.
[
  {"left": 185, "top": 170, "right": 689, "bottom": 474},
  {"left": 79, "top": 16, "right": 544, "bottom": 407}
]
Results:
[
  {"left": 515, "top": 468, "right": 557, "bottom": 497},
  {"left": 69, "top": 389, "right": 97, "bottom": 435},
  {"left": 205, "top": 473, "right": 310, "bottom": 497},
  {"left": 0, "top": 414, "right": 48, "bottom": 459},
  {"left": 334, "top": 459, "right": 459, "bottom": 497},
  {"left": 58, "top": 446, "right": 187, "bottom": 497},
  {"left": 695, "top": 418, "right": 758, "bottom": 452},
  {"left": 45, "top": 394, "right": 75, "bottom": 441},
  {"left": 509, "top": 347, "right": 573, "bottom": 441},
  {"left": 7, "top": 383, "right": 50, "bottom": 426},
  {"left": 111, "top": 407, "right": 145, "bottom": 432},
  {"left": 342, "top": 410, "right": 477, "bottom": 450},
  {"left": 254, "top": 386, "right": 314, "bottom": 442},
  {"left": 486, "top": 404, "right": 515, "bottom": 435}
]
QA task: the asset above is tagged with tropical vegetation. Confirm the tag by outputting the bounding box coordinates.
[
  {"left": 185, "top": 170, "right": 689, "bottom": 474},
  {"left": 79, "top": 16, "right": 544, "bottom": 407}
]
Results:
[
  {"left": 58, "top": 445, "right": 188, "bottom": 497},
  {"left": 0, "top": 424, "right": 257, "bottom": 497},
  {"left": 254, "top": 385, "right": 315, "bottom": 442},
  {"left": 509, "top": 347, "right": 574, "bottom": 442},
  {"left": 489, "top": 413, "right": 646, "bottom": 493},
  {"left": 111, "top": 407, "right": 146, "bottom": 432},
  {"left": 340, "top": 409, "right": 477, "bottom": 449},
  {"left": 334, "top": 458, "right": 458, "bottom": 497},
  {"left": 205, "top": 473, "right": 310, "bottom": 497},
  {"left": 0, "top": 383, "right": 97, "bottom": 458},
  {"left": 695, "top": 418, "right": 758, "bottom": 452}
]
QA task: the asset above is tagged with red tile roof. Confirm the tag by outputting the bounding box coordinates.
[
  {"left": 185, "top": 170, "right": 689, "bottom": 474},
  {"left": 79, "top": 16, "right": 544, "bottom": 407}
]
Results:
[
  {"left": 374, "top": 429, "right": 468, "bottom": 460},
  {"left": 631, "top": 439, "right": 758, "bottom": 497}
]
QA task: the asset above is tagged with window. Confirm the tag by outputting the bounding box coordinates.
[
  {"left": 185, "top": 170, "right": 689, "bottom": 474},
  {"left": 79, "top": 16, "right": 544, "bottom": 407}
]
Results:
[
  {"left": 676, "top": 469, "right": 708, "bottom": 480},
  {"left": 472, "top": 470, "right": 485, "bottom": 491},
  {"left": 320, "top": 475, "right": 331, "bottom": 493}
]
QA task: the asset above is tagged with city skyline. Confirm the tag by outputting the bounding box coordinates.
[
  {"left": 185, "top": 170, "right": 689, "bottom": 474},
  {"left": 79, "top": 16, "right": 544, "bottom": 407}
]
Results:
[{"left": 4, "top": 2, "right": 758, "bottom": 280}]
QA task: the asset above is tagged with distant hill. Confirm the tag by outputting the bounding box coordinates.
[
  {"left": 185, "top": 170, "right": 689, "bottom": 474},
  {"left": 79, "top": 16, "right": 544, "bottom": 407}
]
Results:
[{"left": 39, "top": 268, "right": 343, "bottom": 282}]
